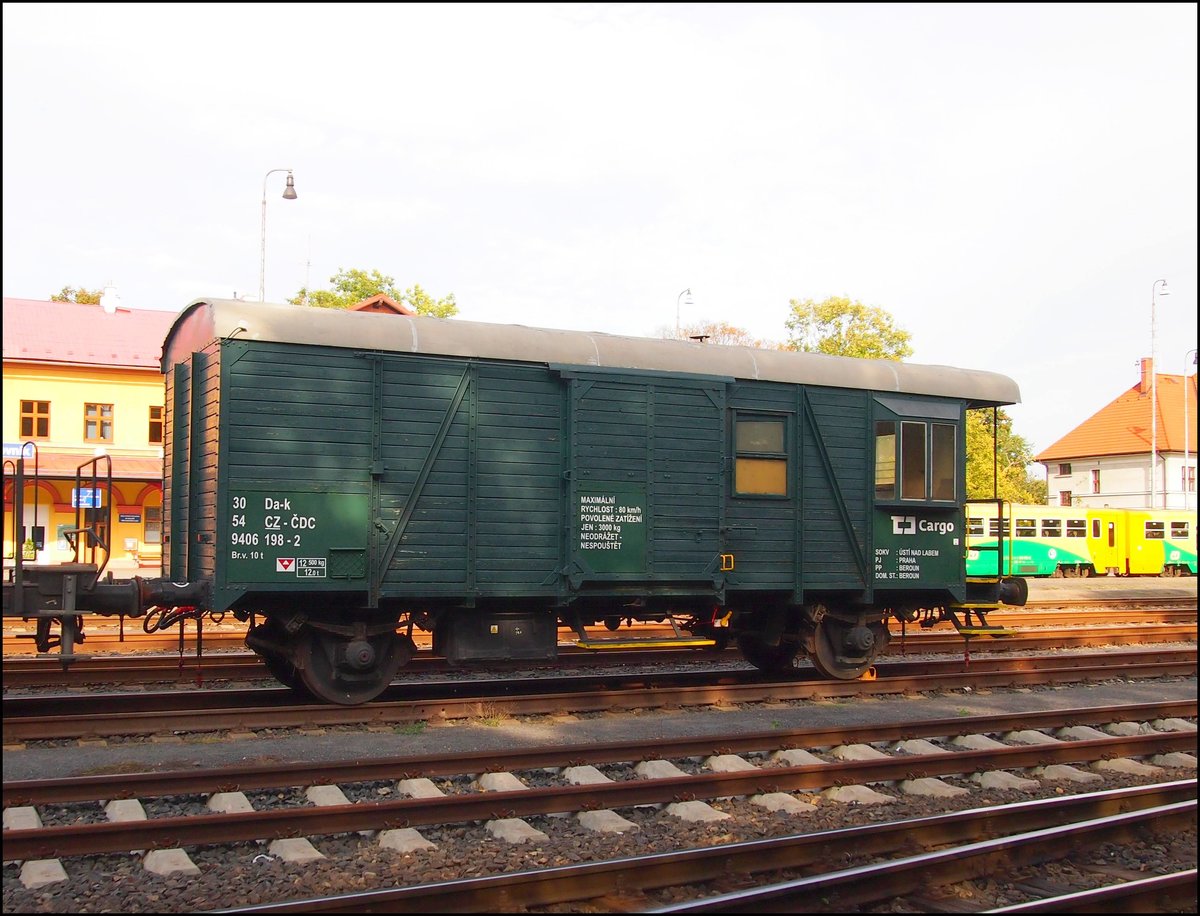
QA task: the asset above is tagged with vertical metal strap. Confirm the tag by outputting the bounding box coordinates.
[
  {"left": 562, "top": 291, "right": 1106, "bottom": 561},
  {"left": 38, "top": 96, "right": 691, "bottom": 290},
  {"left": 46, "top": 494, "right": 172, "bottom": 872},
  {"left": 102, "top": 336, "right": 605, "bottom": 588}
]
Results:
[
  {"left": 801, "top": 389, "right": 870, "bottom": 586},
  {"left": 374, "top": 367, "right": 473, "bottom": 595},
  {"left": 187, "top": 352, "right": 209, "bottom": 580},
  {"left": 169, "top": 362, "right": 190, "bottom": 577}
]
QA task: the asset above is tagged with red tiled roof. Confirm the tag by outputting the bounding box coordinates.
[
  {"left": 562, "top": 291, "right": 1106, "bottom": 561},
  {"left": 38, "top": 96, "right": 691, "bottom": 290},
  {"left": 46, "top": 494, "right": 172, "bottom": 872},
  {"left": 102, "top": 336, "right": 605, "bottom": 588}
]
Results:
[
  {"left": 11, "top": 450, "right": 162, "bottom": 481},
  {"left": 2, "top": 298, "right": 179, "bottom": 369},
  {"left": 1036, "top": 372, "right": 1198, "bottom": 461},
  {"left": 350, "top": 294, "right": 416, "bottom": 315}
]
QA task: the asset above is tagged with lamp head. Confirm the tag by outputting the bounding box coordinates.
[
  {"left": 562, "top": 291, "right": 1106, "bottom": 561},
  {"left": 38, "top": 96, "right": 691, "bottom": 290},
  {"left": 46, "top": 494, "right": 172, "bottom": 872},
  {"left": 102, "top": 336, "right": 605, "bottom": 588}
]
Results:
[{"left": 282, "top": 172, "right": 298, "bottom": 200}]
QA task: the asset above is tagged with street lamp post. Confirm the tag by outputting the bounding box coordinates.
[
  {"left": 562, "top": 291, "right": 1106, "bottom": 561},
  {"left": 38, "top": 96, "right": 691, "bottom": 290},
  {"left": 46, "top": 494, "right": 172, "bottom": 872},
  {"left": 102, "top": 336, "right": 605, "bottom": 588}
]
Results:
[
  {"left": 675, "top": 288, "right": 693, "bottom": 337},
  {"left": 1186, "top": 348, "right": 1198, "bottom": 511},
  {"left": 259, "top": 169, "right": 298, "bottom": 303},
  {"left": 1149, "top": 279, "right": 1169, "bottom": 508}
]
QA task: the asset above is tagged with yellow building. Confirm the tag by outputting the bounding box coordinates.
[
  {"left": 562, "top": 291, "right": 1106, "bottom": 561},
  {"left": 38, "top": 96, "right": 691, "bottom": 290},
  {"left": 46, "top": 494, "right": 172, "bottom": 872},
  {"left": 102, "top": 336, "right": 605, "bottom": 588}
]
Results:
[{"left": 3, "top": 295, "right": 178, "bottom": 575}]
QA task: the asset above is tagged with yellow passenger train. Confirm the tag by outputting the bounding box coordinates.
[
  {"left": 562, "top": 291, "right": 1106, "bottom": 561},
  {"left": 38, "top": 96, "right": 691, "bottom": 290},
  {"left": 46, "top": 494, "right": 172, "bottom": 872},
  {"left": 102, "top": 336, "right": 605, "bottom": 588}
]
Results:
[{"left": 965, "top": 501, "right": 1197, "bottom": 578}]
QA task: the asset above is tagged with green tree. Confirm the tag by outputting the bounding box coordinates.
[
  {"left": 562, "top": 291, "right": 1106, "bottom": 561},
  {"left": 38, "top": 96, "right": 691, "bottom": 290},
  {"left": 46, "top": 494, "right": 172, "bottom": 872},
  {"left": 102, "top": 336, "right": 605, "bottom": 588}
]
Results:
[
  {"left": 50, "top": 285, "right": 102, "bottom": 304},
  {"left": 965, "top": 409, "right": 1048, "bottom": 504},
  {"left": 289, "top": 267, "right": 458, "bottom": 318},
  {"left": 784, "top": 296, "right": 913, "bottom": 360}
]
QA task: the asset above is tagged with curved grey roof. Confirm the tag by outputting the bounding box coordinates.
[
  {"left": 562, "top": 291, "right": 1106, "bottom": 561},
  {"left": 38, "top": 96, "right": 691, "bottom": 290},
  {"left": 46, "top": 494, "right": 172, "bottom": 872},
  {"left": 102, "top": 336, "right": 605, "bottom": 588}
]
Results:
[{"left": 164, "top": 298, "right": 1020, "bottom": 407}]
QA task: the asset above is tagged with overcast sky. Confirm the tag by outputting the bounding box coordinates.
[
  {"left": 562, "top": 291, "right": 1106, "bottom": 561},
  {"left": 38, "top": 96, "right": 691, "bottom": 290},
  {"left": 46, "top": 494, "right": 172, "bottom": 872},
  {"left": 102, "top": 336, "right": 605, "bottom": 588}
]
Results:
[{"left": 3, "top": 3, "right": 1196, "bottom": 456}]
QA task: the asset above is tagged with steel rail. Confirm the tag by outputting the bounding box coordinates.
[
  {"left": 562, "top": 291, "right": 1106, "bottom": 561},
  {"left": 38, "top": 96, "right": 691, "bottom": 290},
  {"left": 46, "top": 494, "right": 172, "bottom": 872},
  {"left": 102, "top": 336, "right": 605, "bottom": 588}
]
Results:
[
  {"left": 4, "top": 601, "right": 1195, "bottom": 656},
  {"left": 2, "top": 649, "right": 1195, "bottom": 741},
  {"left": 196, "top": 782, "right": 1196, "bottom": 914},
  {"left": 2, "top": 737, "right": 1195, "bottom": 862},
  {"left": 6, "top": 699, "right": 1194, "bottom": 807},
  {"left": 648, "top": 801, "right": 1197, "bottom": 912},
  {"left": 983, "top": 868, "right": 1198, "bottom": 913},
  {"left": 3, "top": 623, "right": 1195, "bottom": 689}
]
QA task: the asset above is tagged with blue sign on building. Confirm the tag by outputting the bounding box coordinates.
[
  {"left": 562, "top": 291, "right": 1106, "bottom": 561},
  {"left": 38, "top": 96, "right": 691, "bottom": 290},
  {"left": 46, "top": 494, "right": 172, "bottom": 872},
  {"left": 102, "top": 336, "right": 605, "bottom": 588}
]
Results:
[
  {"left": 3, "top": 442, "right": 36, "bottom": 459},
  {"left": 72, "top": 488, "right": 104, "bottom": 509}
]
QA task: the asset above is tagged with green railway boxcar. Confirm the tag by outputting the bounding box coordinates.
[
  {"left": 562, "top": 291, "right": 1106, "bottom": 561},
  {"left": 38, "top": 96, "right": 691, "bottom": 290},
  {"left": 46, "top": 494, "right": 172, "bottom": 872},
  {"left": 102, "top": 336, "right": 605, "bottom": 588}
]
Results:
[
  {"left": 0, "top": 298, "right": 1025, "bottom": 704},
  {"left": 148, "top": 298, "right": 1024, "bottom": 703}
]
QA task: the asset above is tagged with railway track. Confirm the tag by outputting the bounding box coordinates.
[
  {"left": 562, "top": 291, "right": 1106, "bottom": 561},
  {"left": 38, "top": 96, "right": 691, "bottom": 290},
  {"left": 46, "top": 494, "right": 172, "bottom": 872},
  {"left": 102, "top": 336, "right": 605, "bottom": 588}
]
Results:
[
  {"left": 3, "top": 621, "right": 1196, "bottom": 690},
  {"left": 3, "top": 647, "right": 1195, "bottom": 742},
  {"left": 4, "top": 702, "right": 1195, "bottom": 912},
  {"left": 3, "top": 597, "right": 1195, "bottom": 656}
]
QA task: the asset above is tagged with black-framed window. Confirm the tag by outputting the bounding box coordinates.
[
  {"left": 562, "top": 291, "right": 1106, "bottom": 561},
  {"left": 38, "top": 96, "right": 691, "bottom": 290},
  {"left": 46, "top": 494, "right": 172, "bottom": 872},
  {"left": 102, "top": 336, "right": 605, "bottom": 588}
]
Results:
[
  {"left": 875, "top": 419, "right": 957, "bottom": 502},
  {"left": 734, "top": 414, "right": 787, "bottom": 496}
]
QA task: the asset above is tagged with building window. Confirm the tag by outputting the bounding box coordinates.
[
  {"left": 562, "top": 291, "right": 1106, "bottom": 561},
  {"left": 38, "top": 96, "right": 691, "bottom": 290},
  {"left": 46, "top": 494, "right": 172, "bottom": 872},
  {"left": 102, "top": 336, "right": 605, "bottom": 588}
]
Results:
[
  {"left": 84, "top": 403, "right": 113, "bottom": 443},
  {"left": 148, "top": 406, "right": 164, "bottom": 445},
  {"left": 144, "top": 506, "right": 162, "bottom": 545},
  {"left": 1057, "top": 463, "right": 1071, "bottom": 476},
  {"left": 1090, "top": 469, "right": 1100, "bottom": 494},
  {"left": 1184, "top": 465, "right": 1196, "bottom": 494},
  {"left": 20, "top": 400, "right": 50, "bottom": 439},
  {"left": 1059, "top": 491, "right": 1072, "bottom": 507},
  {"left": 734, "top": 415, "right": 787, "bottom": 496}
]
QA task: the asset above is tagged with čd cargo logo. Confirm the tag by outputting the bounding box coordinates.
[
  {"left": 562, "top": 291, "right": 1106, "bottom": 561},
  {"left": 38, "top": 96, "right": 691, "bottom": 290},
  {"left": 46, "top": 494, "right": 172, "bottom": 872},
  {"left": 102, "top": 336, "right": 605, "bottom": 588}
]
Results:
[{"left": 892, "top": 516, "right": 955, "bottom": 536}]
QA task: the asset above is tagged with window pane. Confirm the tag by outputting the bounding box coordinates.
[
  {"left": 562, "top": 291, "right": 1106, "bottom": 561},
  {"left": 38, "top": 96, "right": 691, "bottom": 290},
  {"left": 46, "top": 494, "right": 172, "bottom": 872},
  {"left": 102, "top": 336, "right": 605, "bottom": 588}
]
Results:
[
  {"left": 900, "top": 422, "right": 926, "bottom": 500},
  {"left": 85, "top": 403, "right": 114, "bottom": 442},
  {"left": 874, "top": 421, "right": 895, "bottom": 499},
  {"left": 1170, "top": 521, "right": 1189, "bottom": 539},
  {"left": 1016, "top": 518, "right": 1036, "bottom": 537},
  {"left": 1041, "top": 519, "right": 1062, "bottom": 537},
  {"left": 1145, "top": 521, "right": 1165, "bottom": 539},
  {"left": 736, "top": 419, "right": 784, "bottom": 453},
  {"left": 931, "top": 423, "right": 955, "bottom": 501},
  {"left": 149, "top": 406, "right": 164, "bottom": 445},
  {"left": 1066, "top": 519, "right": 1086, "bottom": 537},
  {"left": 20, "top": 400, "right": 50, "bottom": 439},
  {"left": 144, "top": 506, "right": 163, "bottom": 544},
  {"left": 735, "top": 457, "right": 787, "bottom": 495}
]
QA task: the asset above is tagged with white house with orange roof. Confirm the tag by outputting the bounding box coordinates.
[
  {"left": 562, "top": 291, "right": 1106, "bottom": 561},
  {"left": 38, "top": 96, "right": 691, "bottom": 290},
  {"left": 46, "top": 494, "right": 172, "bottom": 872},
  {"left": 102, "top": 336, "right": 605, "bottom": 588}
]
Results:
[
  {"left": 3, "top": 292, "right": 178, "bottom": 572},
  {"left": 1035, "top": 357, "right": 1198, "bottom": 509}
]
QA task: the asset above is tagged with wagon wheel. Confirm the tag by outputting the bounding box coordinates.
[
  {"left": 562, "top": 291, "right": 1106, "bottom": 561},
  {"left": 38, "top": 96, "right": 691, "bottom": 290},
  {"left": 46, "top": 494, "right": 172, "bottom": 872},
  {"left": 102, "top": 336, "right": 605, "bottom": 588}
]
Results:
[
  {"left": 246, "top": 620, "right": 309, "bottom": 694},
  {"left": 260, "top": 651, "right": 308, "bottom": 694},
  {"left": 808, "top": 618, "right": 889, "bottom": 680},
  {"left": 296, "top": 628, "right": 414, "bottom": 705},
  {"left": 736, "top": 634, "right": 799, "bottom": 673}
]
